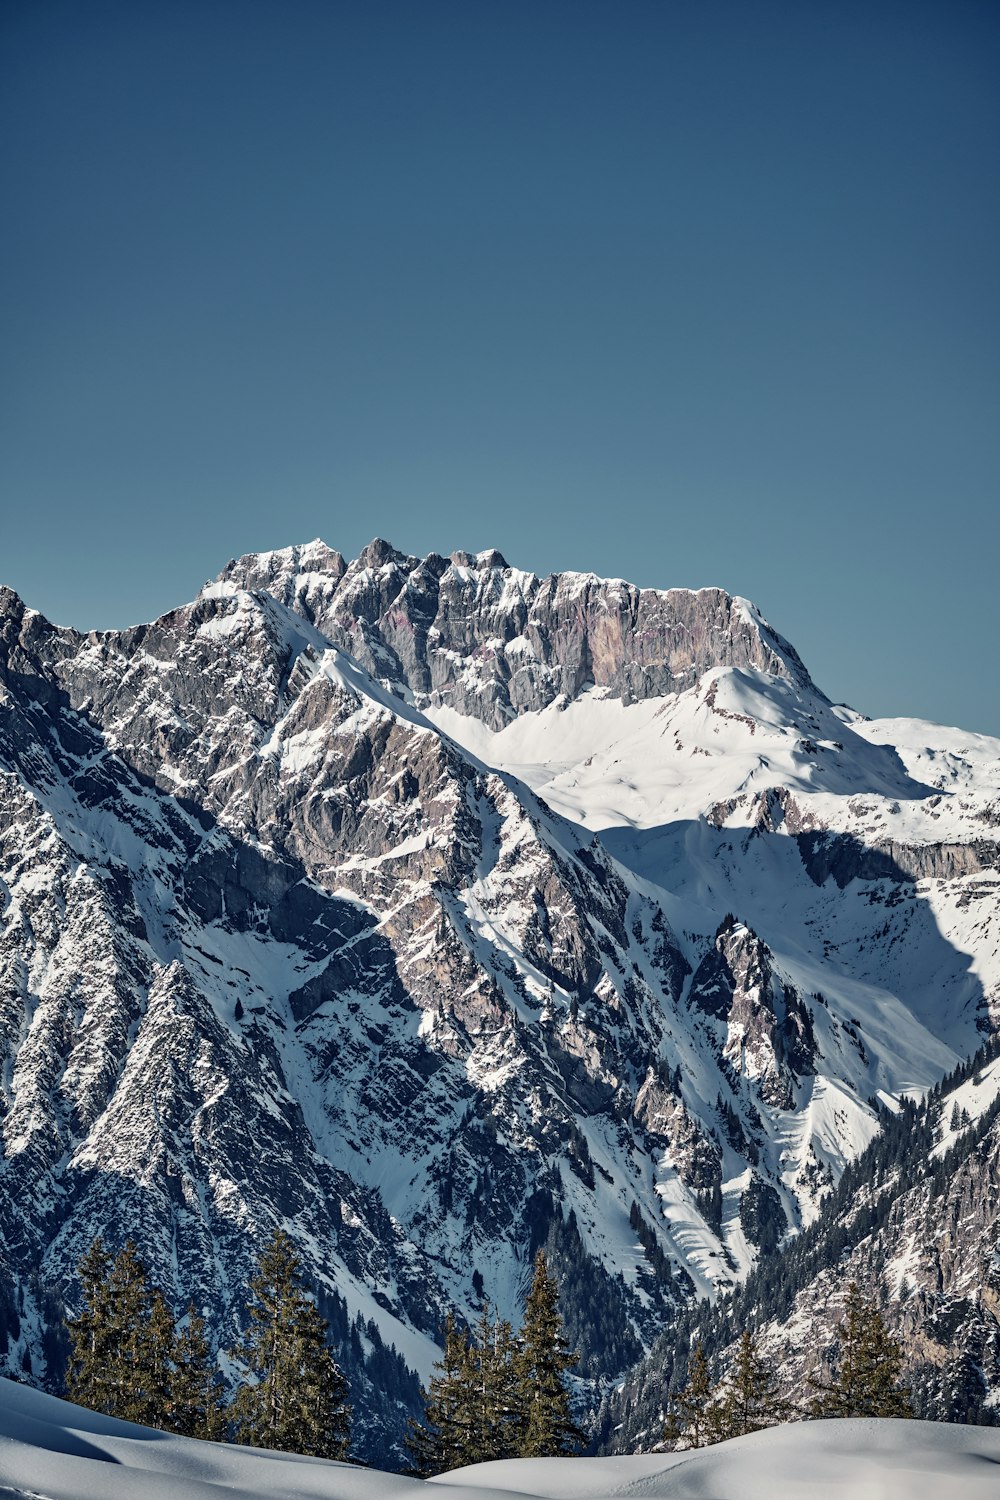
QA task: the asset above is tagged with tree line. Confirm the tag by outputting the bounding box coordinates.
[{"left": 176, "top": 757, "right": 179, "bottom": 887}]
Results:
[
  {"left": 65, "top": 1228, "right": 351, "bottom": 1459},
  {"left": 62, "top": 1233, "right": 583, "bottom": 1473},
  {"left": 62, "top": 1230, "right": 917, "bottom": 1469},
  {"left": 663, "top": 1283, "right": 912, "bottom": 1449}
]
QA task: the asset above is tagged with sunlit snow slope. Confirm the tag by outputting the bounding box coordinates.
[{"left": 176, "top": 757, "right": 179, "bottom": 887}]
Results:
[{"left": 2, "top": 1378, "right": 1000, "bottom": 1500}]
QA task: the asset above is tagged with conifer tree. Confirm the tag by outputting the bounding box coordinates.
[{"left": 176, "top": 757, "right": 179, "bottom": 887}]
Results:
[
  {"left": 66, "top": 1237, "right": 115, "bottom": 1414},
  {"left": 67, "top": 1238, "right": 175, "bottom": 1425},
  {"left": 517, "top": 1250, "right": 584, "bottom": 1457},
  {"left": 229, "top": 1228, "right": 351, "bottom": 1459},
  {"left": 406, "top": 1311, "right": 475, "bottom": 1475},
  {"left": 663, "top": 1342, "right": 716, "bottom": 1449},
  {"left": 708, "top": 1329, "right": 794, "bottom": 1441},
  {"left": 137, "top": 1287, "right": 179, "bottom": 1429},
  {"left": 169, "top": 1305, "right": 225, "bottom": 1439},
  {"left": 106, "top": 1240, "right": 177, "bottom": 1426},
  {"left": 809, "top": 1283, "right": 913, "bottom": 1418},
  {"left": 489, "top": 1309, "right": 523, "bottom": 1460},
  {"left": 102, "top": 1240, "right": 155, "bottom": 1422},
  {"left": 467, "top": 1300, "right": 523, "bottom": 1463},
  {"left": 66, "top": 1239, "right": 227, "bottom": 1438},
  {"left": 288, "top": 1290, "right": 352, "bottom": 1458}
]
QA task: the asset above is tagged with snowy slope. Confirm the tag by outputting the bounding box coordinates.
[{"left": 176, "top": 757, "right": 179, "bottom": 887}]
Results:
[
  {"left": 429, "top": 662, "right": 1000, "bottom": 1062},
  {"left": 429, "top": 659, "right": 1000, "bottom": 1268},
  {"left": 2, "top": 1377, "right": 1000, "bottom": 1500}
]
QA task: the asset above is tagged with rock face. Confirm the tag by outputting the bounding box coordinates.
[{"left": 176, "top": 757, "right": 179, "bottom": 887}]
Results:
[
  {"left": 688, "top": 917, "right": 816, "bottom": 1111},
  {"left": 1, "top": 539, "right": 999, "bottom": 1457},
  {"left": 215, "top": 539, "right": 813, "bottom": 729}
]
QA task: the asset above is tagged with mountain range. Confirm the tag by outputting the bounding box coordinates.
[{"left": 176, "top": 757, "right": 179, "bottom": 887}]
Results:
[{"left": 1, "top": 537, "right": 997, "bottom": 1459}]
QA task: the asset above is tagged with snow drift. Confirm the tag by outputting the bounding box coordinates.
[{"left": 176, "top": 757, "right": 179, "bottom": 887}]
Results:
[{"left": 1, "top": 1377, "right": 998, "bottom": 1500}]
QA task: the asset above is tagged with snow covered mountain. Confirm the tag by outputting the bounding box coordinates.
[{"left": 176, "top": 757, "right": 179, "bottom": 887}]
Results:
[{"left": 1, "top": 539, "right": 997, "bottom": 1455}]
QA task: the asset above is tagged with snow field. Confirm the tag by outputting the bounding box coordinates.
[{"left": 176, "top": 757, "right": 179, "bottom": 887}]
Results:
[{"left": 3, "top": 1379, "right": 1000, "bottom": 1500}]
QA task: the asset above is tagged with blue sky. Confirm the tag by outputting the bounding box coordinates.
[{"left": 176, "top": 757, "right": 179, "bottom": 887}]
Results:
[{"left": 2, "top": 1, "right": 998, "bottom": 733}]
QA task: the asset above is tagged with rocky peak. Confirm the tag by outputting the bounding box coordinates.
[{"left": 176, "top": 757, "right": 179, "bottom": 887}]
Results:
[
  {"left": 203, "top": 538, "right": 816, "bottom": 731},
  {"left": 356, "top": 537, "right": 410, "bottom": 572},
  {"left": 210, "top": 543, "right": 348, "bottom": 635},
  {"left": 219, "top": 538, "right": 346, "bottom": 591},
  {"left": 688, "top": 917, "right": 816, "bottom": 1110},
  {"left": 0, "top": 587, "right": 23, "bottom": 619}
]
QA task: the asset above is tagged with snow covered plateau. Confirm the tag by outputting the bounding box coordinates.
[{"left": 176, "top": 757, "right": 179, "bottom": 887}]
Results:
[
  {"left": 2, "top": 1376, "right": 1000, "bottom": 1500},
  {"left": 1, "top": 538, "right": 998, "bottom": 1455}
]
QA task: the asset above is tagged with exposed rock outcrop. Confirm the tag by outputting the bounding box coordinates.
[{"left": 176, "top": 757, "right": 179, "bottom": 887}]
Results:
[{"left": 215, "top": 539, "right": 814, "bottom": 730}]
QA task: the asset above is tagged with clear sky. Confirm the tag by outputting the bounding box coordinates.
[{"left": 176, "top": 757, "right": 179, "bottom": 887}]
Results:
[{"left": 2, "top": 1, "right": 998, "bottom": 733}]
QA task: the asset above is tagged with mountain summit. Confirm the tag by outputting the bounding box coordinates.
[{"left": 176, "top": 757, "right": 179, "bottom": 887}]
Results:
[{"left": 209, "top": 538, "right": 815, "bottom": 727}]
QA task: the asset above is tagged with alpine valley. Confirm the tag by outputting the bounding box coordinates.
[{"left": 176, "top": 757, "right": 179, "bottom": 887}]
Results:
[{"left": 1, "top": 538, "right": 998, "bottom": 1460}]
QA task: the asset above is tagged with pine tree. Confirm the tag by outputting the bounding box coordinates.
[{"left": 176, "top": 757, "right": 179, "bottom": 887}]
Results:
[
  {"left": 169, "top": 1305, "right": 225, "bottom": 1439},
  {"left": 489, "top": 1310, "right": 523, "bottom": 1460},
  {"left": 66, "top": 1238, "right": 175, "bottom": 1426},
  {"left": 406, "top": 1311, "right": 476, "bottom": 1475},
  {"left": 229, "top": 1228, "right": 351, "bottom": 1458},
  {"left": 65, "top": 1239, "right": 226, "bottom": 1438},
  {"left": 287, "top": 1290, "right": 352, "bottom": 1458},
  {"left": 103, "top": 1239, "right": 151, "bottom": 1420},
  {"left": 66, "top": 1237, "right": 115, "bottom": 1414},
  {"left": 809, "top": 1283, "right": 912, "bottom": 1418},
  {"left": 708, "top": 1329, "right": 795, "bottom": 1441},
  {"left": 137, "top": 1288, "right": 178, "bottom": 1429},
  {"left": 466, "top": 1300, "right": 497, "bottom": 1462},
  {"left": 517, "top": 1250, "right": 584, "bottom": 1457},
  {"left": 104, "top": 1240, "right": 171, "bottom": 1426},
  {"left": 663, "top": 1342, "right": 716, "bottom": 1449},
  {"left": 466, "top": 1300, "right": 522, "bottom": 1463}
]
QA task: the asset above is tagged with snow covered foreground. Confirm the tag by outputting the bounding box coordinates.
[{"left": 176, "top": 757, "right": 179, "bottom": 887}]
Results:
[{"left": 2, "top": 1381, "right": 998, "bottom": 1500}]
